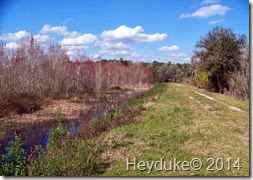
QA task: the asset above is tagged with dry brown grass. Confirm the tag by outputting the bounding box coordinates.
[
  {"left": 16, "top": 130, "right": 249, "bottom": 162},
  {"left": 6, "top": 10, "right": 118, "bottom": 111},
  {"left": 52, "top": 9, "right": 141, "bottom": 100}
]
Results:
[
  {"left": 100, "top": 130, "right": 149, "bottom": 166},
  {"left": 0, "top": 94, "right": 45, "bottom": 118}
]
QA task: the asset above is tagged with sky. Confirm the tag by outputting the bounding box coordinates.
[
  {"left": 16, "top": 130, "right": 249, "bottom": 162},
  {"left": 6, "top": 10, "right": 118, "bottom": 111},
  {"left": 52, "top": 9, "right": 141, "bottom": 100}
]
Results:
[{"left": 0, "top": 0, "right": 249, "bottom": 63}]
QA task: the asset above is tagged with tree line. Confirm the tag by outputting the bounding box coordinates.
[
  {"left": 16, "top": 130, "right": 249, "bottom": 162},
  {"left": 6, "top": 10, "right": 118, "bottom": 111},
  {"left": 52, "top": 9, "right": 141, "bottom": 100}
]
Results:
[
  {"left": 0, "top": 38, "right": 154, "bottom": 99},
  {"left": 143, "top": 26, "right": 249, "bottom": 100},
  {"left": 0, "top": 26, "right": 249, "bottom": 100}
]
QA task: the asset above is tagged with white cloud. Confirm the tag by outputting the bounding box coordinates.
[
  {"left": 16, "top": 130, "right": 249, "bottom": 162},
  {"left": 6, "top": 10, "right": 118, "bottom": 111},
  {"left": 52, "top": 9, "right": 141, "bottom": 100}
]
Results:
[
  {"left": 97, "top": 40, "right": 139, "bottom": 59},
  {"left": 158, "top": 45, "right": 180, "bottom": 52},
  {"left": 0, "top": 31, "right": 31, "bottom": 42},
  {"left": 40, "top": 24, "right": 68, "bottom": 36},
  {"left": 62, "top": 45, "right": 88, "bottom": 51},
  {"left": 96, "top": 41, "right": 132, "bottom": 51},
  {"left": 99, "top": 45, "right": 140, "bottom": 61},
  {"left": 40, "top": 24, "right": 80, "bottom": 37},
  {"left": 101, "top": 25, "right": 167, "bottom": 43},
  {"left": 67, "top": 31, "right": 80, "bottom": 38},
  {"left": 208, "top": 19, "right": 224, "bottom": 25},
  {"left": 60, "top": 34, "right": 96, "bottom": 57},
  {"left": 34, "top": 34, "right": 54, "bottom": 44},
  {"left": 0, "top": 30, "right": 54, "bottom": 49},
  {"left": 63, "top": 18, "right": 73, "bottom": 25},
  {"left": 101, "top": 25, "right": 143, "bottom": 40},
  {"left": 201, "top": 0, "right": 220, "bottom": 5},
  {"left": 134, "top": 33, "right": 167, "bottom": 43},
  {"left": 100, "top": 49, "right": 133, "bottom": 56},
  {"left": 1, "top": 24, "right": 170, "bottom": 62},
  {"left": 64, "top": 46, "right": 88, "bottom": 56},
  {"left": 88, "top": 53, "right": 101, "bottom": 60},
  {"left": 179, "top": 4, "right": 231, "bottom": 18},
  {"left": 122, "top": 51, "right": 141, "bottom": 59},
  {"left": 62, "top": 45, "right": 88, "bottom": 57},
  {"left": 60, "top": 33, "right": 97, "bottom": 46},
  {"left": 158, "top": 45, "right": 190, "bottom": 62},
  {"left": 97, "top": 25, "right": 168, "bottom": 61},
  {"left": 5, "top": 42, "right": 19, "bottom": 49},
  {"left": 65, "top": 50, "right": 77, "bottom": 56},
  {"left": 137, "top": 55, "right": 158, "bottom": 62},
  {"left": 166, "top": 53, "right": 190, "bottom": 63},
  {"left": 184, "top": 57, "right": 191, "bottom": 62},
  {"left": 97, "top": 25, "right": 167, "bottom": 60}
]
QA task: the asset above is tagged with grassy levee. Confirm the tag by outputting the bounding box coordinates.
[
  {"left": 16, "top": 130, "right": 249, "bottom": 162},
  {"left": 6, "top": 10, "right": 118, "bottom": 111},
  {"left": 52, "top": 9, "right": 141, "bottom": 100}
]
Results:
[
  {"left": 98, "top": 83, "right": 249, "bottom": 176},
  {"left": 26, "top": 83, "right": 249, "bottom": 176}
]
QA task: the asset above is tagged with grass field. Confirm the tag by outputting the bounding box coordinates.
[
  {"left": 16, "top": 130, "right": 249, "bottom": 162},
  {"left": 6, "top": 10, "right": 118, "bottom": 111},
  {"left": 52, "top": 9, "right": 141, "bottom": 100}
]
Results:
[{"left": 97, "top": 83, "right": 249, "bottom": 176}]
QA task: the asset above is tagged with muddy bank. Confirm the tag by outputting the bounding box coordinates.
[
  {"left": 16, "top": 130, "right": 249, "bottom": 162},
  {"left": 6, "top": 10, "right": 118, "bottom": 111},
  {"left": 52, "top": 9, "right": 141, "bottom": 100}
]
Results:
[{"left": 0, "top": 86, "right": 152, "bottom": 154}]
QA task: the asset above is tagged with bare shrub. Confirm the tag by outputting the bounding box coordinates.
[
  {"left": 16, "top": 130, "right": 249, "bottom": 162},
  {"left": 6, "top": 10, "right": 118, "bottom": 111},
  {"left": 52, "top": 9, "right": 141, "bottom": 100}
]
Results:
[
  {"left": 227, "top": 46, "right": 249, "bottom": 100},
  {"left": 0, "top": 37, "right": 154, "bottom": 100}
]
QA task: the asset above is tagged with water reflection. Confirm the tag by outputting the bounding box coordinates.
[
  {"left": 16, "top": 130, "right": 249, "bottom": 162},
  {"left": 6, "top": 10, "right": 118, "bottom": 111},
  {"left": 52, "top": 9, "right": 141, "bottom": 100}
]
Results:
[{"left": 0, "top": 90, "right": 147, "bottom": 155}]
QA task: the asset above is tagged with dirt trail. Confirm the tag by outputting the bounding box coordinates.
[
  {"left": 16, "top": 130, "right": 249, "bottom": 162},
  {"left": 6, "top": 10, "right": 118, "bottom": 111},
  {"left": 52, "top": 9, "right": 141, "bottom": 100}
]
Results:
[
  {"left": 175, "top": 83, "right": 243, "bottom": 112},
  {"left": 193, "top": 90, "right": 242, "bottom": 112},
  {"left": 186, "top": 94, "right": 213, "bottom": 112}
]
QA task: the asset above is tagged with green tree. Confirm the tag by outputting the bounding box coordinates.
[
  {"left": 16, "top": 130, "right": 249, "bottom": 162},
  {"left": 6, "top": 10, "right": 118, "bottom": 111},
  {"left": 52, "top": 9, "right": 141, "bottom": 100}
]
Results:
[{"left": 194, "top": 26, "right": 247, "bottom": 93}]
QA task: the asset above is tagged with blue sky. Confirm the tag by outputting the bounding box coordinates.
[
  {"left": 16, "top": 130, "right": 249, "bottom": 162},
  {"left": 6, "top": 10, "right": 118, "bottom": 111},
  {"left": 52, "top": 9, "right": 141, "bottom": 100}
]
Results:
[{"left": 0, "top": 0, "right": 249, "bottom": 63}]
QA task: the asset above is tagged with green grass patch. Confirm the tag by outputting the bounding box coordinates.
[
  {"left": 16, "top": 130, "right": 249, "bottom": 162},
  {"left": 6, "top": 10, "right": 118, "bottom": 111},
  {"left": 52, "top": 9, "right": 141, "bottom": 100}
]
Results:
[{"left": 98, "top": 83, "right": 249, "bottom": 176}]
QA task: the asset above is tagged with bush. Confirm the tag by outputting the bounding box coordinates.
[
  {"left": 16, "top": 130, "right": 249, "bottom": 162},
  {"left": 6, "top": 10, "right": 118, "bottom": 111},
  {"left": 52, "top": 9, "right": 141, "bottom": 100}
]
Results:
[
  {"left": 0, "top": 136, "right": 27, "bottom": 176},
  {"left": 192, "top": 71, "right": 210, "bottom": 89}
]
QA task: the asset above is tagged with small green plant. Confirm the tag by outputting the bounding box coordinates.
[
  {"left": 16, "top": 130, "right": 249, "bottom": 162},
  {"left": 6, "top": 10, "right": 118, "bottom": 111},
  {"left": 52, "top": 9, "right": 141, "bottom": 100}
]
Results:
[
  {"left": 0, "top": 136, "right": 27, "bottom": 176},
  {"left": 56, "top": 108, "right": 63, "bottom": 122},
  {"left": 47, "top": 108, "right": 69, "bottom": 149}
]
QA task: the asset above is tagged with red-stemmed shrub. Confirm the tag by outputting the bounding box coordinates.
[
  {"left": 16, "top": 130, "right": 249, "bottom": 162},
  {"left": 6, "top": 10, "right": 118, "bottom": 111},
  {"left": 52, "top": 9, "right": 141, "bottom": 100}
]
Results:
[{"left": 0, "top": 37, "right": 154, "bottom": 99}]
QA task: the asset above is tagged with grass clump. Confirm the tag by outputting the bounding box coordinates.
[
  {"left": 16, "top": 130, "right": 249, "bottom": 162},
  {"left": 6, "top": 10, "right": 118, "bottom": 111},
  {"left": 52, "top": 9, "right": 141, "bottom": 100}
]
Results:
[{"left": 28, "top": 138, "right": 105, "bottom": 176}]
